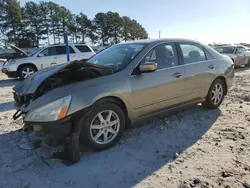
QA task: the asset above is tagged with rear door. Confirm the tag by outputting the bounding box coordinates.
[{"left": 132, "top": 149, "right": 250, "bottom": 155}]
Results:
[
  {"left": 130, "top": 43, "right": 186, "bottom": 118},
  {"left": 177, "top": 42, "right": 217, "bottom": 101},
  {"left": 54, "top": 45, "right": 76, "bottom": 64}
]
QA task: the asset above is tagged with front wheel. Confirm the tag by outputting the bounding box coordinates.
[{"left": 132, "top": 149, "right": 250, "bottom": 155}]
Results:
[
  {"left": 202, "top": 79, "right": 225, "bottom": 109},
  {"left": 80, "top": 103, "right": 125, "bottom": 151},
  {"left": 18, "top": 65, "right": 36, "bottom": 79}
]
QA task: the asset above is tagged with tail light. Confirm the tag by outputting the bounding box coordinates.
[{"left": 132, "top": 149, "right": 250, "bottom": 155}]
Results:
[{"left": 231, "top": 63, "right": 235, "bottom": 69}]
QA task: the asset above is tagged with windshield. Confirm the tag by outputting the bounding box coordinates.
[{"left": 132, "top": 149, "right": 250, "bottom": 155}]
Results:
[
  {"left": 28, "top": 48, "right": 42, "bottom": 57},
  {"left": 87, "top": 44, "right": 145, "bottom": 71}
]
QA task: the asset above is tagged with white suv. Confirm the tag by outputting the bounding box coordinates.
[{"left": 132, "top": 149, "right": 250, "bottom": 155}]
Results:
[{"left": 2, "top": 44, "right": 96, "bottom": 79}]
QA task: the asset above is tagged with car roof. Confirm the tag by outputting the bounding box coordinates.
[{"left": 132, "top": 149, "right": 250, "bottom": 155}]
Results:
[
  {"left": 120, "top": 38, "right": 199, "bottom": 45},
  {"left": 46, "top": 43, "right": 88, "bottom": 47}
]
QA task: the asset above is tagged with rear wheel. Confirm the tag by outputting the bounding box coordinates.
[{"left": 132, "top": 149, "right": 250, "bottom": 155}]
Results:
[
  {"left": 202, "top": 79, "right": 225, "bottom": 109},
  {"left": 79, "top": 103, "right": 125, "bottom": 151},
  {"left": 18, "top": 65, "right": 36, "bottom": 79}
]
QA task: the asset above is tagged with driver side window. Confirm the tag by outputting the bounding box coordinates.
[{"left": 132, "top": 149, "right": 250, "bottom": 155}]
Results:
[{"left": 140, "top": 43, "right": 178, "bottom": 70}]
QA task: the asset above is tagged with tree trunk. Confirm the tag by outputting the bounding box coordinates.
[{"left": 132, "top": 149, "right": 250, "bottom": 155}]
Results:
[
  {"left": 75, "top": 33, "right": 78, "bottom": 43},
  {"left": 82, "top": 34, "right": 85, "bottom": 43},
  {"left": 36, "top": 26, "right": 39, "bottom": 47},
  {"left": 47, "top": 27, "right": 50, "bottom": 45}
]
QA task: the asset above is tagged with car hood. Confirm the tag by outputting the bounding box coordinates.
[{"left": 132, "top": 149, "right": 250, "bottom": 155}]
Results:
[
  {"left": 10, "top": 44, "right": 29, "bottom": 57},
  {"left": 13, "top": 61, "right": 113, "bottom": 95},
  {"left": 13, "top": 63, "right": 68, "bottom": 95}
]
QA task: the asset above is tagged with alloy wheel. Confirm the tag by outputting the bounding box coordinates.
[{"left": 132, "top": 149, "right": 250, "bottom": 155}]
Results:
[
  {"left": 90, "top": 110, "right": 120, "bottom": 145},
  {"left": 211, "top": 83, "right": 223, "bottom": 105},
  {"left": 22, "top": 67, "right": 34, "bottom": 78}
]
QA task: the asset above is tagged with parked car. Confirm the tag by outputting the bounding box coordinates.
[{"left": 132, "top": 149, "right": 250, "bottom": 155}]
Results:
[
  {"left": 215, "top": 45, "right": 250, "bottom": 67},
  {"left": 2, "top": 44, "right": 96, "bottom": 79},
  {"left": 12, "top": 38, "right": 234, "bottom": 160}
]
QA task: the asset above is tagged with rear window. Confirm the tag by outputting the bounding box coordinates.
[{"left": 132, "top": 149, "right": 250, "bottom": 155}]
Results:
[
  {"left": 217, "top": 47, "right": 236, "bottom": 54},
  {"left": 75, "top": 45, "right": 92, "bottom": 52}
]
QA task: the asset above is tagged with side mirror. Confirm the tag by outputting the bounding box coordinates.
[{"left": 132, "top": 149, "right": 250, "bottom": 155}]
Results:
[
  {"left": 139, "top": 63, "right": 157, "bottom": 73},
  {"left": 38, "top": 53, "right": 44, "bottom": 57}
]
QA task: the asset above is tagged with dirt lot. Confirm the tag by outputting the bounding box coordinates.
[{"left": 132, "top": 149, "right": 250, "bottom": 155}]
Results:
[{"left": 0, "top": 68, "right": 250, "bottom": 188}]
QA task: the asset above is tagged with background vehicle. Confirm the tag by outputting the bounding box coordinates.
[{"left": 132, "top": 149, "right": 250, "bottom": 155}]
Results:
[
  {"left": 215, "top": 45, "right": 250, "bottom": 67},
  {"left": 13, "top": 38, "right": 234, "bottom": 155},
  {"left": 2, "top": 44, "right": 95, "bottom": 79}
]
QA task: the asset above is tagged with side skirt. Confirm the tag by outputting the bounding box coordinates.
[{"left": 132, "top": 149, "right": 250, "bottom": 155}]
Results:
[{"left": 131, "top": 98, "right": 205, "bottom": 125}]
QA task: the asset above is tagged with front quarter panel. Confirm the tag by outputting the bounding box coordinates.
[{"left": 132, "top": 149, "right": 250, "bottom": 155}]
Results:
[{"left": 4, "top": 57, "right": 36, "bottom": 72}]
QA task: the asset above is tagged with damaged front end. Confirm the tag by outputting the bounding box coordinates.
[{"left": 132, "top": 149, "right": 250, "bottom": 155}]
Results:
[
  {"left": 13, "top": 60, "right": 111, "bottom": 134},
  {"left": 12, "top": 60, "right": 113, "bottom": 164},
  {"left": 13, "top": 60, "right": 113, "bottom": 110},
  {"left": 13, "top": 60, "right": 113, "bottom": 120}
]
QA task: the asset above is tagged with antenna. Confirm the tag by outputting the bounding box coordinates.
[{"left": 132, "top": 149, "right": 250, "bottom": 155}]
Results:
[{"left": 159, "top": 31, "right": 161, "bottom": 38}]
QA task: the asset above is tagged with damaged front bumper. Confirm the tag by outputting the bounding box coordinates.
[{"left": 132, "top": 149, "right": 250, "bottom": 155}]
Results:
[{"left": 13, "top": 92, "right": 89, "bottom": 146}]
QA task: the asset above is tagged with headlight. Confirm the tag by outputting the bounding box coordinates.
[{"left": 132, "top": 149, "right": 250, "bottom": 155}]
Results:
[{"left": 25, "top": 96, "right": 71, "bottom": 122}]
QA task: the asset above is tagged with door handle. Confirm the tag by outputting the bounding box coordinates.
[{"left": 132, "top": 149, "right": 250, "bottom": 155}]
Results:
[
  {"left": 208, "top": 64, "right": 215, "bottom": 69},
  {"left": 173, "top": 72, "right": 182, "bottom": 78},
  {"left": 53, "top": 57, "right": 58, "bottom": 59}
]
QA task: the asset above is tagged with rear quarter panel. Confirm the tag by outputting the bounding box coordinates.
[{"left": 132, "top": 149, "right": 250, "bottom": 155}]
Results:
[{"left": 216, "top": 55, "right": 234, "bottom": 90}]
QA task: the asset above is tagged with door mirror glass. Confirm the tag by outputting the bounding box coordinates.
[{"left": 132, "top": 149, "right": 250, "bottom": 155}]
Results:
[
  {"left": 38, "top": 53, "right": 44, "bottom": 57},
  {"left": 139, "top": 63, "right": 157, "bottom": 73}
]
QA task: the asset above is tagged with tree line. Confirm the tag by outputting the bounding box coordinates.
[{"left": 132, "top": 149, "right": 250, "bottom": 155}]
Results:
[{"left": 0, "top": 0, "right": 148, "bottom": 47}]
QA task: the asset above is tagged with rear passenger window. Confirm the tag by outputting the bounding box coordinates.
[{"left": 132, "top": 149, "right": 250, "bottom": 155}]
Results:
[
  {"left": 180, "top": 43, "right": 206, "bottom": 64},
  {"left": 55, "top": 46, "right": 66, "bottom": 55},
  {"left": 204, "top": 49, "right": 214, "bottom": 60},
  {"left": 75, "top": 45, "right": 91, "bottom": 52}
]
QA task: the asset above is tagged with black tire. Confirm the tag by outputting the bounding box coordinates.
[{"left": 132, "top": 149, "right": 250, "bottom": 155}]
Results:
[
  {"left": 79, "top": 102, "right": 125, "bottom": 151},
  {"left": 18, "top": 65, "right": 37, "bottom": 80},
  {"left": 202, "top": 79, "right": 225, "bottom": 109}
]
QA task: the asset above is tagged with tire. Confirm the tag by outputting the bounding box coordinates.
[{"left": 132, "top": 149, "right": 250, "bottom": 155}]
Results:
[
  {"left": 18, "top": 65, "right": 36, "bottom": 80},
  {"left": 202, "top": 79, "right": 225, "bottom": 109},
  {"left": 79, "top": 102, "right": 125, "bottom": 151}
]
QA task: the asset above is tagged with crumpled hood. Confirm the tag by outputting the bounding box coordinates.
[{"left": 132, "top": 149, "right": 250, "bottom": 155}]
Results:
[
  {"left": 13, "top": 61, "right": 113, "bottom": 95},
  {"left": 13, "top": 63, "right": 68, "bottom": 95}
]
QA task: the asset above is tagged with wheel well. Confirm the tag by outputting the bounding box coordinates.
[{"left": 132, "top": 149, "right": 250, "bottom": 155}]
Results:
[
  {"left": 215, "top": 76, "right": 227, "bottom": 95},
  {"left": 95, "top": 96, "right": 130, "bottom": 129},
  {"left": 18, "top": 63, "right": 38, "bottom": 72}
]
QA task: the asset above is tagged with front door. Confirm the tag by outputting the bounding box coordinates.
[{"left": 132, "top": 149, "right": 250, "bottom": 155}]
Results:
[
  {"left": 36, "top": 46, "right": 61, "bottom": 69},
  {"left": 178, "top": 42, "right": 217, "bottom": 101},
  {"left": 129, "top": 43, "right": 186, "bottom": 118}
]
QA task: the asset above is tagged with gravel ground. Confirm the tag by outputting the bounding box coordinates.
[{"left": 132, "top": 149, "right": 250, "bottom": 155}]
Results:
[{"left": 0, "top": 68, "right": 250, "bottom": 188}]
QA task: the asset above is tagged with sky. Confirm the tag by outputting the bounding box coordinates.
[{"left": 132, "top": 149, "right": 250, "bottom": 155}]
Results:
[{"left": 19, "top": 0, "right": 250, "bottom": 44}]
